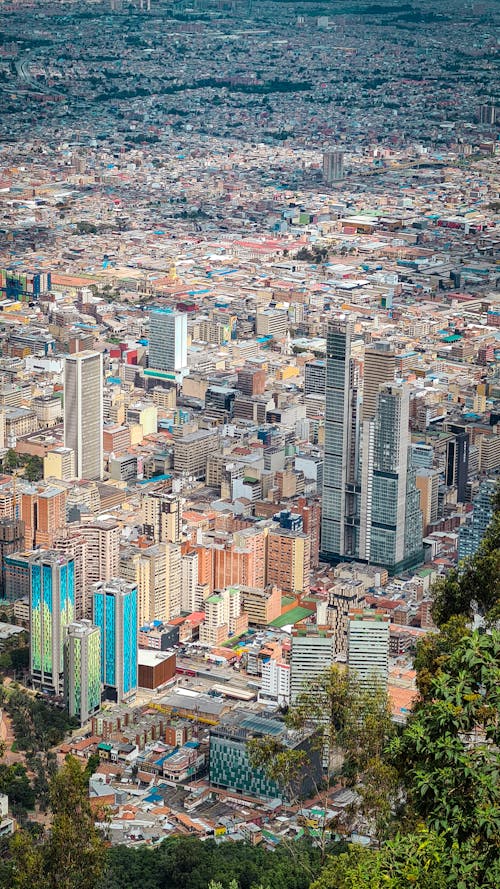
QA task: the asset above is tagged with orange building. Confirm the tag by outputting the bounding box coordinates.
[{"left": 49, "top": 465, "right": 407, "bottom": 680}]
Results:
[
  {"left": 21, "top": 485, "right": 67, "bottom": 549},
  {"left": 267, "top": 527, "right": 311, "bottom": 595}
]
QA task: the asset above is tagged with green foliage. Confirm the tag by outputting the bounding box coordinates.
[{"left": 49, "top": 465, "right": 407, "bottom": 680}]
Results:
[
  {"left": 23, "top": 456, "right": 43, "bottom": 482},
  {"left": 4, "top": 687, "right": 76, "bottom": 753},
  {"left": 6, "top": 757, "right": 106, "bottom": 889},
  {"left": 388, "top": 630, "right": 500, "bottom": 884},
  {"left": 104, "top": 837, "right": 320, "bottom": 889},
  {"left": 413, "top": 615, "right": 471, "bottom": 699},
  {"left": 0, "top": 763, "right": 35, "bottom": 818},
  {"left": 310, "top": 830, "right": 465, "bottom": 889},
  {"left": 2, "top": 449, "right": 20, "bottom": 472}
]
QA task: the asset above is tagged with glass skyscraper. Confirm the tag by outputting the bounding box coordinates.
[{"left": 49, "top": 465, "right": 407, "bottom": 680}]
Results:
[
  {"left": 93, "top": 579, "right": 138, "bottom": 703},
  {"left": 321, "top": 320, "right": 423, "bottom": 573},
  {"left": 29, "top": 551, "right": 75, "bottom": 694},
  {"left": 148, "top": 309, "right": 188, "bottom": 380},
  {"left": 64, "top": 620, "right": 101, "bottom": 725},
  {"left": 458, "top": 480, "right": 495, "bottom": 562}
]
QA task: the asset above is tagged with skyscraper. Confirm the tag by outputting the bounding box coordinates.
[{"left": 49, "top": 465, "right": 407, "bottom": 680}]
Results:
[
  {"left": 290, "top": 627, "right": 335, "bottom": 703},
  {"left": 323, "top": 149, "right": 344, "bottom": 183},
  {"left": 321, "top": 319, "right": 362, "bottom": 560},
  {"left": 0, "top": 518, "right": 25, "bottom": 600},
  {"left": 347, "top": 610, "right": 389, "bottom": 690},
  {"left": 64, "top": 620, "right": 101, "bottom": 725},
  {"left": 64, "top": 351, "right": 103, "bottom": 480},
  {"left": 148, "top": 309, "right": 188, "bottom": 380},
  {"left": 362, "top": 343, "right": 396, "bottom": 421},
  {"left": 92, "top": 578, "right": 138, "bottom": 703},
  {"left": 458, "top": 480, "right": 495, "bottom": 562},
  {"left": 29, "top": 551, "right": 75, "bottom": 694}
]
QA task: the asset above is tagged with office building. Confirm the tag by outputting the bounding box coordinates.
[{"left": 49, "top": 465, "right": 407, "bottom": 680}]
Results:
[
  {"left": 142, "top": 489, "right": 181, "bottom": 543},
  {"left": 44, "top": 447, "right": 76, "bottom": 482},
  {"left": 323, "top": 149, "right": 344, "bottom": 183},
  {"left": 64, "top": 620, "right": 101, "bottom": 725},
  {"left": 64, "top": 351, "right": 103, "bottom": 480},
  {"left": 0, "top": 518, "right": 25, "bottom": 600},
  {"left": 458, "top": 480, "right": 496, "bottom": 562},
  {"left": 416, "top": 468, "right": 440, "bottom": 534},
  {"left": 366, "top": 383, "right": 418, "bottom": 570},
  {"left": 181, "top": 549, "right": 199, "bottom": 614},
  {"left": 362, "top": 343, "right": 396, "bottom": 420},
  {"left": 21, "top": 484, "right": 67, "bottom": 550},
  {"left": 322, "top": 323, "right": 423, "bottom": 572},
  {"left": 92, "top": 579, "right": 138, "bottom": 703},
  {"left": 304, "top": 359, "right": 326, "bottom": 396},
  {"left": 321, "top": 319, "right": 362, "bottom": 561},
  {"left": 30, "top": 551, "right": 75, "bottom": 694},
  {"left": 347, "top": 611, "right": 389, "bottom": 690},
  {"left": 173, "top": 427, "right": 218, "bottom": 479},
  {"left": 148, "top": 309, "right": 187, "bottom": 378},
  {"left": 290, "top": 627, "right": 335, "bottom": 703},
  {"left": 209, "top": 710, "right": 321, "bottom": 801}
]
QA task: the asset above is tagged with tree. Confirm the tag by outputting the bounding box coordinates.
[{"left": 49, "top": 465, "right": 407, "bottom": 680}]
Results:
[
  {"left": 7, "top": 757, "right": 106, "bottom": 889},
  {"left": 23, "top": 456, "right": 43, "bottom": 482},
  {"left": 2, "top": 449, "right": 19, "bottom": 472},
  {"left": 388, "top": 630, "right": 500, "bottom": 885},
  {"left": 249, "top": 667, "right": 397, "bottom": 858}
]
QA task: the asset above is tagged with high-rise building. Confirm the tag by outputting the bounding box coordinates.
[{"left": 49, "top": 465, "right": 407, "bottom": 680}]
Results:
[
  {"left": 267, "top": 526, "right": 311, "bottom": 595},
  {"left": 458, "top": 480, "right": 495, "bottom": 562},
  {"left": 148, "top": 309, "right": 187, "bottom": 378},
  {"left": 416, "top": 468, "right": 440, "bottom": 534},
  {"left": 290, "top": 627, "right": 335, "bottom": 703},
  {"left": 119, "top": 542, "right": 181, "bottom": 625},
  {"left": 322, "top": 323, "right": 423, "bottom": 572},
  {"left": 29, "top": 551, "right": 75, "bottom": 694},
  {"left": 53, "top": 530, "right": 89, "bottom": 620},
  {"left": 142, "top": 489, "right": 181, "bottom": 543},
  {"left": 64, "top": 620, "right": 101, "bottom": 725},
  {"left": 366, "top": 383, "right": 415, "bottom": 570},
  {"left": 362, "top": 343, "right": 396, "bottom": 421},
  {"left": 78, "top": 520, "right": 120, "bottom": 592},
  {"left": 0, "top": 518, "right": 25, "bottom": 600},
  {"left": 321, "top": 319, "right": 362, "bottom": 560},
  {"left": 323, "top": 149, "right": 344, "bottom": 183},
  {"left": 181, "top": 549, "right": 199, "bottom": 614},
  {"left": 199, "top": 585, "right": 248, "bottom": 646},
  {"left": 21, "top": 484, "right": 67, "bottom": 550},
  {"left": 92, "top": 579, "right": 138, "bottom": 703},
  {"left": 347, "top": 611, "right": 389, "bottom": 690},
  {"left": 64, "top": 351, "right": 103, "bottom": 480}
]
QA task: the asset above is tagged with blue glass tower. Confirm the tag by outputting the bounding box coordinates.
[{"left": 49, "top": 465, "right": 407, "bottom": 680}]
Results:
[
  {"left": 29, "top": 551, "right": 75, "bottom": 694},
  {"left": 92, "top": 579, "right": 138, "bottom": 703}
]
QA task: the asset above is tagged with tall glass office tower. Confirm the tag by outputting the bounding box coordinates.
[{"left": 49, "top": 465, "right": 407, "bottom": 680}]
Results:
[
  {"left": 148, "top": 309, "right": 188, "bottom": 378},
  {"left": 321, "top": 319, "right": 362, "bottom": 560},
  {"left": 64, "top": 350, "right": 103, "bottom": 480},
  {"left": 30, "top": 551, "right": 75, "bottom": 694},
  {"left": 321, "top": 321, "right": 423, "bottom": 573},
  {"left": 92, "top": 579, "right": 138, "bottom": 703},
  {"left": 64, "top": 619, "right": 101, "bottom": 725}
]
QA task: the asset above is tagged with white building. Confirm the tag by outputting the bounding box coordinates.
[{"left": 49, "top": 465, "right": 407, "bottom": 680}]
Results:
[
  {"left": 64, "top": 351, "right": 103, "bottom": 480},
  {"left": 290, "top": 627, "right": 335, "bottom": 702},
  {"left": 148, "top": 310, "right": 188, "bottom": 377},
  {"left": 347, "top": 611, "right": 389, "bottom": 689},
  {"left": 260, "top": 659, "right": 290, "bottom": 707}
]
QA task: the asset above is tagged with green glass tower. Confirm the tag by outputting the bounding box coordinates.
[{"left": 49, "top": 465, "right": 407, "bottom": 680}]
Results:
[{"left": 64, "top": 620, "right": 102, "bottom": 726}]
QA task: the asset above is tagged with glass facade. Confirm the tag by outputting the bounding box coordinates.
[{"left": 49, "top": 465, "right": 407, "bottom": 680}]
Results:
[
  {"left": 93, "top": 580, "right": 138, "bottom": 702},
  {"left": 30, "top": 553, "right": 75, "bottom": 693}
]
